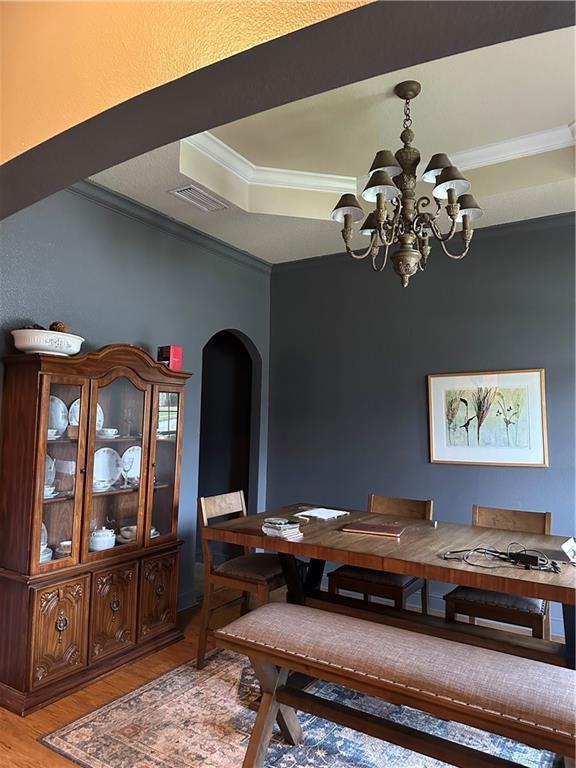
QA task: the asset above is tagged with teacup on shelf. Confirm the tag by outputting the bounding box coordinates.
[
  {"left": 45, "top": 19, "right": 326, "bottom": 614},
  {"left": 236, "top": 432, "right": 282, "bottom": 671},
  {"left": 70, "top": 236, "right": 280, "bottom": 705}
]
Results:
[
  {"left": 58, "top": 539, "right": 72, "bottom": 555},
  {"left": 47, "top": 428, "right": 60, "bottom": 440},
  {"left": 93, "top": 479, "right": 111, "bottom": 492},
  {"left": 120, "top": 525, "right": 137, "bottom": 541},
  {"left": 44, "top": 485, "right": 56, "bottom": 498},
  {"left": 98, "top": 428, "right": 119, "bottom": 438}
]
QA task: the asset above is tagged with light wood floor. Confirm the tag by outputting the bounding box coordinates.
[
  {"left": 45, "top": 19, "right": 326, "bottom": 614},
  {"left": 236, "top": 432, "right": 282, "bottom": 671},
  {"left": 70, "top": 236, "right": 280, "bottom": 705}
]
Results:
[{"left": 0, "top": 603, "right": 215, "bottom": 768}]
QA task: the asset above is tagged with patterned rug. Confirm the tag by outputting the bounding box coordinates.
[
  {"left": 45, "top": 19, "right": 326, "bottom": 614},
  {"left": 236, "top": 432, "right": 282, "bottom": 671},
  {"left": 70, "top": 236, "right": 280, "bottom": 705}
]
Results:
[{"left": 41, "top": 650, "right": 555, "bottom": 768}]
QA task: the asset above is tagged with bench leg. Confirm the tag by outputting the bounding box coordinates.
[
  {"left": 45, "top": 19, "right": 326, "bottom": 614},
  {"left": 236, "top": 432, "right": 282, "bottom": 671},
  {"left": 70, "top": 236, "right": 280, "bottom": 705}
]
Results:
[
  {"left": 243, "top": 659, "right": 303, "bottom": 766},
  {"left": 242, "top": 690, "right": 280, "bottom": 768}
]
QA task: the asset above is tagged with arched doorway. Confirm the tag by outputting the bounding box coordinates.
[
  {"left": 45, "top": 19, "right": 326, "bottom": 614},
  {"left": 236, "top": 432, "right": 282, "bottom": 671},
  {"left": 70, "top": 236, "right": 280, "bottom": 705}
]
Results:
[{"left": 196, "top": 330, "right": 260, "bottom": 576}]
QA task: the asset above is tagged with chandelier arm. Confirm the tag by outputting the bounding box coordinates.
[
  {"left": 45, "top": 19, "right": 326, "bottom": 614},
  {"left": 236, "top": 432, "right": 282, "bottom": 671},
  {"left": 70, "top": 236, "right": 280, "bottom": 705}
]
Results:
[
  {"left": 371, "top": 243, "right": 390, "bottom": 272},
  {"left": 415, "top": 196, "right": 432, "bottom": 216},
  {"left": 430, "top": 218, "right": 458, "bottom": 242},
  {"left": 438, "top": 239, "right": 471, "bottom": 260},
  {"left": 342, "top": 229, "right": 378, "bottom": 260},
  {"left": 378, "top": 223, "right": 396, "bottom": 247}
]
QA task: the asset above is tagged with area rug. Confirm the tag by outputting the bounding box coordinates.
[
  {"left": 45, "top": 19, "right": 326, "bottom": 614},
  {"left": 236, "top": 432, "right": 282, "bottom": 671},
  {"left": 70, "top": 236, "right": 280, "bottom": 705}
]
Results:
[{"left": 41, "top": 650, "right": 555, "bottom": 768}]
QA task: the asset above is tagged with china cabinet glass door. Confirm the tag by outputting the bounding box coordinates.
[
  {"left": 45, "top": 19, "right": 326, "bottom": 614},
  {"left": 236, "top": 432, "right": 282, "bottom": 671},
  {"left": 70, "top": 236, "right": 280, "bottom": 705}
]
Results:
[
  {"left": 146, "top": 387, "right": 183, "bottom": 544},
  {"left": 83, "top": 371, "right": 150, "bottom": 560},
  {"left": 33, "top": 376, "right": 89, "bottom": 573}
]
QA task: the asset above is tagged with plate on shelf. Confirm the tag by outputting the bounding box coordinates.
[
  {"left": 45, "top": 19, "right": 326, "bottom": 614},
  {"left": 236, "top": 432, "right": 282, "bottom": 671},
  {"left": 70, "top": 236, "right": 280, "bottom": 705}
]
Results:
[
  {"left": 45, "top": 455, "right": 56, "bottom": 485},
  {"left": 49, "top": 396, "right": 69, "bottom": 435},
  {"left": 69, "top": 399, "right": 104, "bottom": 430},
  {"left": 121, "top": 446, "right": 141, "bottom": 483},
  {"left": 93, "top": 447, "right": 122, "bottom": 489},
  {"left": 39, "top": 547, "right": 53, "bottom": 564}
]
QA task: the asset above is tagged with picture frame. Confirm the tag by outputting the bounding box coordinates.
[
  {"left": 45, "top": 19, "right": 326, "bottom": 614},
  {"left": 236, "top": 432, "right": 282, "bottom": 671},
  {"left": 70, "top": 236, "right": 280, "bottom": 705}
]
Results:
[{"left": 427, "top": 369, "right": 548, "bottom": 467}]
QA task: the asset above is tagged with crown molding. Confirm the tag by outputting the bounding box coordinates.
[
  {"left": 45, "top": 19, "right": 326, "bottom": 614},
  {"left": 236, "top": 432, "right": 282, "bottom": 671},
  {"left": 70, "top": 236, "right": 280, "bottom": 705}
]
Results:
[
  {"left": 187, "top": 124, "right": 575, "bottom": 202},
  {"left": 67, "top": 180, "right": 271, "bottom": 275},
  {"left": 183, "top": 133, "right": 357, "bottom": 194},
  {"left": 452, "top": 124, "right": 575, "bottom": 171}
]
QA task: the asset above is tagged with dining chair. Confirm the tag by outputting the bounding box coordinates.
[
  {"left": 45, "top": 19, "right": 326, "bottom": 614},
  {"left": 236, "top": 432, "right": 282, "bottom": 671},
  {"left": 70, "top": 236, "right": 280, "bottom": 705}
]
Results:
[
  {"left": 327, "top": 494, "right": 434, "bottom": 613},
  {"left": 444, "top": 505, "right": 552, "bottom": 639},
  {"left": 196, "top": 491, "right": 287, "bottom": 669}
]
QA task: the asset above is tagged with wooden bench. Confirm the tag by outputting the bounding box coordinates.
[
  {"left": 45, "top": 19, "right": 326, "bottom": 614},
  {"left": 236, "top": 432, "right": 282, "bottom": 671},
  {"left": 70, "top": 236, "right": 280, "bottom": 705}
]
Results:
[{"left": 215, "top": 603, "right": 576, "bottom": 768}]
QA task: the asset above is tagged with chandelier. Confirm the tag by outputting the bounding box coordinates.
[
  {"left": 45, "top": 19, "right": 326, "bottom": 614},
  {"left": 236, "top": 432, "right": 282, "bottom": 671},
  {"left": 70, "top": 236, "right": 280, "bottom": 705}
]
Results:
[{"left": 330, "top": 81, "right": 483, "bottom": 287}]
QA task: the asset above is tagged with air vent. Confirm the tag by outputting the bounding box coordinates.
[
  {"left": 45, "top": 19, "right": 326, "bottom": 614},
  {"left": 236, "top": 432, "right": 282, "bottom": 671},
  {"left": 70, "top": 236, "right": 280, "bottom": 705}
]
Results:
[{"left": 169, "top": 184, "right": 228, "bottom": 212}]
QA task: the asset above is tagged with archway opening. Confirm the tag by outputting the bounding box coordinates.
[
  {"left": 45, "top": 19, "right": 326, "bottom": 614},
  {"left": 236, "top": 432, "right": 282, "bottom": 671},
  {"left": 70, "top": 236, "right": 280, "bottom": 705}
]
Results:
[{"left": 196, "top": 330, "right": 260, "bottom": 579}]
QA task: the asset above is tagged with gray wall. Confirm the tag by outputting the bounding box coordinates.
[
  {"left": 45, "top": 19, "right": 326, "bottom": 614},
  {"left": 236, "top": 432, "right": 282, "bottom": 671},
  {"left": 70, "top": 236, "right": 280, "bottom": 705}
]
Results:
[
  {"left": 267, "top": 214, "right": 575, "bottom": 635},
  {"left": 0, "top": 182, "right": 271, "bottom": 608}
]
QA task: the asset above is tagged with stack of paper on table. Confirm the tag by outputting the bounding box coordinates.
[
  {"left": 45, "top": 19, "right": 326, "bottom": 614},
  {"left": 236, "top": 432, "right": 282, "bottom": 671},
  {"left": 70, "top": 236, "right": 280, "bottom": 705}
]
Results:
[{"left": 294, "top": 508, "right": 349, "bottom": 521}]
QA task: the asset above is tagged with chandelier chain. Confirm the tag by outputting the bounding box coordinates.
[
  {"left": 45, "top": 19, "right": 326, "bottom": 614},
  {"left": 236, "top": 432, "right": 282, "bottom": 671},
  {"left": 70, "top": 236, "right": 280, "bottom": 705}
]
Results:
[{"left": 403, "top": 99, "right": 412, "bottom": 129}]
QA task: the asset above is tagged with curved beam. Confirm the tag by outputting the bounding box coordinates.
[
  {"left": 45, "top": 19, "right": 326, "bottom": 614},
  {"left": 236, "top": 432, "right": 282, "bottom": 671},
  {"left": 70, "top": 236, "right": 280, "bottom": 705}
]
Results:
[{"left": 0, "top": 1, "right": 573, "bottom": 220}]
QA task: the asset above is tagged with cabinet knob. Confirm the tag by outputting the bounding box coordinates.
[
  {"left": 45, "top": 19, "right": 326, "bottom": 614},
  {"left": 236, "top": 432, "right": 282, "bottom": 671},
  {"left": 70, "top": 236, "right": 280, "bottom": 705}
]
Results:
[
  {"left": 79, "top": 467, "right": 86, "bottom": 475},
  {"left": 55, "top": 610, "right": 69, "bottom": 643},
  {"left": 110, "top": 595, "right": 121, "bottom": 622},
  {"left": 155, "top": 583, "right": 165, "bottom": 597}
]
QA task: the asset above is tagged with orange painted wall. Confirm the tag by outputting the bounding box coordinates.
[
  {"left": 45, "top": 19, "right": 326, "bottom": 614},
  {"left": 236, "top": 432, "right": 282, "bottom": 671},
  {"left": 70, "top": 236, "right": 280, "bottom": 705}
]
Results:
[{"left": 0, "top": 1, "right": 369, "bottom": 164}]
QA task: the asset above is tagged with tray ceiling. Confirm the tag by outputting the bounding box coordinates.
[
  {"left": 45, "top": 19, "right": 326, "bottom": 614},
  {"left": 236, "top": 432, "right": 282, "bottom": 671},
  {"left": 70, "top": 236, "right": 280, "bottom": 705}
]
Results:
[{"left": 92, "top": 28, "right": 575, "bottom": 263}]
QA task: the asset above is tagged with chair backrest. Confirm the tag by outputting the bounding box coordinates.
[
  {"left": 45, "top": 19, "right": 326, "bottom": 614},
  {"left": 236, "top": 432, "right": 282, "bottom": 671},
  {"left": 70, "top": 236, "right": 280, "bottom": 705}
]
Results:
[
  {"left": 198, "top": 491, "right": 247, "bottom": 570},
  {"left": 472, "top": 505, "right": 551, "bottom": 535},
  {"left": 368, "top": 494, "right": 433, "bottom": 521}
]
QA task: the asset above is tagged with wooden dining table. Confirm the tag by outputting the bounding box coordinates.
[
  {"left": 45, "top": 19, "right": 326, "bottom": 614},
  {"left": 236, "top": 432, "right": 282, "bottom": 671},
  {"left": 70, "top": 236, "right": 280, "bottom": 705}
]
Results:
[{"left": 204, "top": 503, "right": 576, "bottom": 669}]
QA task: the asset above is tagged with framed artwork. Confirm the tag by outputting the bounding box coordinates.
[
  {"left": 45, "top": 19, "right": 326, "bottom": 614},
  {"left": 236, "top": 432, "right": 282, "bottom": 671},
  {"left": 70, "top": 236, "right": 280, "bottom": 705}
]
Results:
[{"left": 428, "top": 369, "right": 548, "bottom": 467}]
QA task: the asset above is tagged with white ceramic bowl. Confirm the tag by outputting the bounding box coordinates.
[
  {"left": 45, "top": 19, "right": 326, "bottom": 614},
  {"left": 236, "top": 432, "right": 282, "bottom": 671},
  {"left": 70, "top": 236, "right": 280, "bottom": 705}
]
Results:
[
  {"left": 89, "top": 528, "right": 116, "bottom": 551},
  {"left": 12, "top": 329, "right": 84, "bottom": 357}
]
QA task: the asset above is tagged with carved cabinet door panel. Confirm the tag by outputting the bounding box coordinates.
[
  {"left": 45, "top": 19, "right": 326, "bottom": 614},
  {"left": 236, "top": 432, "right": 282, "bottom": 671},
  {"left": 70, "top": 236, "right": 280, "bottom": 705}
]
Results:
[
  {"left": 30, "top": 575, "right": 90, "bottom": 689},
  {"left": 90, "top": 562, "right": 138, "bottom": 662},
  {"left": 138, "top": 551, "right": 179, "bottom": 641}
]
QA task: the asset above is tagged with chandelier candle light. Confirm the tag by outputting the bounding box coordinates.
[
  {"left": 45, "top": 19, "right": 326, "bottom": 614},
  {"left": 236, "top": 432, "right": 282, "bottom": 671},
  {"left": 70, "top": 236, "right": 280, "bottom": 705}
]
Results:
[{"left": 330, "top": 81, "right": 482, "bottom": 287}]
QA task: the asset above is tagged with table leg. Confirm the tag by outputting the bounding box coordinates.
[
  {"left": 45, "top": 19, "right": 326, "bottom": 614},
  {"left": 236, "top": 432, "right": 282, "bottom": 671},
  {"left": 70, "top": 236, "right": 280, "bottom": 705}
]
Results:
[
  {"left": 279, "top": 554, "right": 305, "bottom": 604},
  {"left": 304, "top": 559, "right": 326, "bottom": 593},
  {"left": 562, "top": 603, "right": 575, "bottom": 669},
  {"left": 279, "top": 555, "right": 326, "bottom": 604}
]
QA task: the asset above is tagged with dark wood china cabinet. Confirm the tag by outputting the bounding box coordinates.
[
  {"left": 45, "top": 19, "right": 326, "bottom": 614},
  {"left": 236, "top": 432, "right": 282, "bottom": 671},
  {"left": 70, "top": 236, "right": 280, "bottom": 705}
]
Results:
[{"left": 0, "top": 345, "right": 190, "bottom": 714}]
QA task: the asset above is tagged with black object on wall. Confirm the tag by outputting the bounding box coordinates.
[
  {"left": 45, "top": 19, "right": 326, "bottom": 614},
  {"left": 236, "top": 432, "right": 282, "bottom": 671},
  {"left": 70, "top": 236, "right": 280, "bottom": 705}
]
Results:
[{"left": 198, "top": 330, "right": 253, "bottom": 503}]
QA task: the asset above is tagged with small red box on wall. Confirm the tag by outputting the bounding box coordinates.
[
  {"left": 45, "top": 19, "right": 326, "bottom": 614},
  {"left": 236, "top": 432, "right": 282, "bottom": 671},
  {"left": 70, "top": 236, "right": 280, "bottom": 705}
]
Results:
[{"left": 157, "top": 345, "right": 183, "bottom": 371}]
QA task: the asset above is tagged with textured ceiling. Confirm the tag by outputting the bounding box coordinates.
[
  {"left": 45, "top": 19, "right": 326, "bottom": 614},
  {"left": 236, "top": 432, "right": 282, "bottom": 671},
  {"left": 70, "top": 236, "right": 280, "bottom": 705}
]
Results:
[
  {"left": 1, "top": 0, "right": 367, "bottom": 163},
  {"left": 92, "top": 28, "right": 575, "bottom": 263},
  {"left": 212, "top": 28, "right": 574, "bottom": 176}
]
